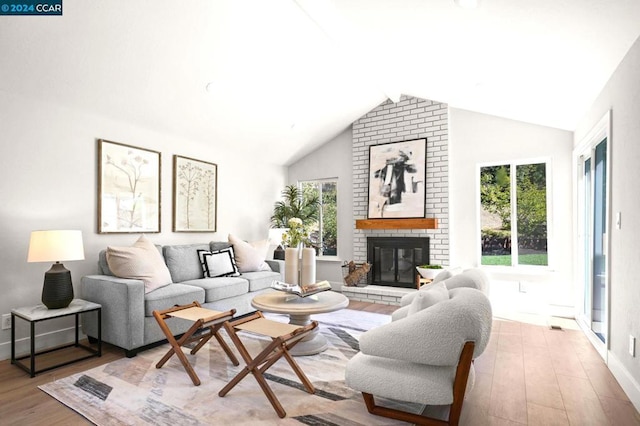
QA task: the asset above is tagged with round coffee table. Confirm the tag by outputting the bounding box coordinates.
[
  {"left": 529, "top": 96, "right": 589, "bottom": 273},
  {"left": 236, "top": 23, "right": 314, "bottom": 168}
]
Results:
[{"left": 251, "top": 291, "right": 349, "bottom": 356}]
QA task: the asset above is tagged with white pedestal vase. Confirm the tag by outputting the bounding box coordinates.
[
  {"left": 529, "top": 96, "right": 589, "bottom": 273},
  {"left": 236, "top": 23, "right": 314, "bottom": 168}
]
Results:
[
  {"left": 284, "top": 247, "right": 300, "bottom": 285},
  {"left": 300, "top": 247, "right": 316, "bottom": 285},
  {"left": 416, "top": 266, "right": 442, "bottom": 280}
]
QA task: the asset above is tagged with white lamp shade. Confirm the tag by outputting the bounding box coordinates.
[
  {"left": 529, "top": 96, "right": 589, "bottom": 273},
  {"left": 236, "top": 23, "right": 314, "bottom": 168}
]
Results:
[
  {"left": 27, "top": 230, "right": 85, "bottom": 263},
  {"left": 268, "top": 228, "right": 288, "bottom": 245}
]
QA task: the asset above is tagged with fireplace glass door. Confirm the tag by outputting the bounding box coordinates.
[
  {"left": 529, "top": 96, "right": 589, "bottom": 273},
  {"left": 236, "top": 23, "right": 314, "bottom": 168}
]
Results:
[{"left": 368, "top": 237, "right": 430, "bottom": 288}]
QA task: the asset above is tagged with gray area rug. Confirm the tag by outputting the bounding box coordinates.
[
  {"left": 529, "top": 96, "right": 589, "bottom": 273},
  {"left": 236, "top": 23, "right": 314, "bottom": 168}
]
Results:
[{"left": 40, "top": 309, "right": 422, "bottom": 425}]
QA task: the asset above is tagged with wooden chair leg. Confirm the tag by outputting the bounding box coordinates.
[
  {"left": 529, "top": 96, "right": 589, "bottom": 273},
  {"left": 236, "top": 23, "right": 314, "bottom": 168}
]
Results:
[
  {"left": 448, "top": 341, "right": 475, "bottom": 425},
  {"left": 360, "top": 341, "right": 476, "bottom": 426},
  {"left": 153, "top": 303, "right": 237, "bottom": 386},
  {"left": 153, "top": 311, "right": 203, "bottom": 386},
  {"left": 282, "top": 348, "right": 315, "bottom": 393},
  {"left": 188, "top": 328, "right": 214, "bottom": 354},
  {"left": 212, "top": 329, "right": 240, "bottom": 366},
  {"left": 219, "top": 316, "right": 317, "bottom": 418},
  {"left": 363, "top": 392, "right": 448, "bottom": 426},
  {"left": 157, "top": 337, "right": 201, "bottom": 386},
  {"left": 218, "top": 365, "right": 251, "bottom": 397},
  {"left": 252, "top": 366, "right": 287, "bottom": 418}
]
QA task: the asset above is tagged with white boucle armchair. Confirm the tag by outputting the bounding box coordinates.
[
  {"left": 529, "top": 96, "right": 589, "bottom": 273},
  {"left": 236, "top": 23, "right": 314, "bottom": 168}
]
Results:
[{"left": 345, "top": 279, "right": 492, "bottom": 426}]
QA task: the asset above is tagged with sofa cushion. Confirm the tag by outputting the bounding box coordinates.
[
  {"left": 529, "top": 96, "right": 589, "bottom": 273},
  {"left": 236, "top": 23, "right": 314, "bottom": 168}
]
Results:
[
  {"left": 98, "top": 249, "right": 113, "bottom": 275},
  {"left": 163, "top": 243, "right": 210, "bottom": 283},
  {"left": 228, "top": 234, "right": 271, "bottom": 273},
  {"left": 144, "top": 283, "right": 205, "bottom": 317},
  {"left": 181, "top": 276, "right": 249, "bottom": 302},
  {"left": 345, "top": 352, "right": 459, "bottom": 405},
  {"left": 210, "top": 241, "right": 232, "bottom": 252},
  {"left": 241, "top": 270, "right": 280, "bottom": 292},
  {"left": 201, "top": 248, "right": 240, "bottom": 278},
  {"left": 408, "top": 282, "right": 449, "bottom": 315},
  {"left": 106, "top": 235, "right": 173, "bottom": 293}
]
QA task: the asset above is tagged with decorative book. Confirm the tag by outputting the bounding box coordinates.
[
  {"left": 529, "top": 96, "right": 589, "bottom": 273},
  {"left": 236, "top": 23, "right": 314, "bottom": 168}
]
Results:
[{"left": 270, "top": 280, "right": 331, "bottom": 298}]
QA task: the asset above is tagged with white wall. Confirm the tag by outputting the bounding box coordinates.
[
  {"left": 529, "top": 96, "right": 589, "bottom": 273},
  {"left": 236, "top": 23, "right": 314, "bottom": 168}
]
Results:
[
  {"left": 449, "top": 108, "right": 574, "bottom": 316},
  {"left": 574, "top": 34, "right": 640, "bottom": 407},
  {"left": 0, "top": 91, "right": 286, "bottom": 359},
  {"left": 287, "top": 127, "right": 352, "bottom": 288}
]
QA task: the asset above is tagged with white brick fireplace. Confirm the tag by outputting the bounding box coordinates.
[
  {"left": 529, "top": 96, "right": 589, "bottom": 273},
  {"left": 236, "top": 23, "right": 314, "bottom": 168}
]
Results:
[{"left": 345, "top": 95, "right": 450, "bottom": 304}]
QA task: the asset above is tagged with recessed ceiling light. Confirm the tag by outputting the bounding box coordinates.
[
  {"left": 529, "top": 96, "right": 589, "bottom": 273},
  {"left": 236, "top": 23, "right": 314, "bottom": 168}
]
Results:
[
  {"left": 205, "top": 82, "right": 215, "bottom": 93},
  {"left": 454, "top": 0, "right": 479, "bottom": 9}
]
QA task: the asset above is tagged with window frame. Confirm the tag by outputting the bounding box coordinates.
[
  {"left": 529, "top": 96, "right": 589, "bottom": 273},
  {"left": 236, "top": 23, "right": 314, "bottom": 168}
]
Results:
[
  {"left": 477, "top": 157, "right": 553, "bottom": 270},
  {"left": 298, "top": 178, "right": 339, "bottom": 259}
]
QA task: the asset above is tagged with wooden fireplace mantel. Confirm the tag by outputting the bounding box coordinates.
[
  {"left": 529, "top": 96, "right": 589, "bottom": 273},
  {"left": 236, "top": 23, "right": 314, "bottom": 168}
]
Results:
[{"left": 355, "top": 218, "right": 438, "bottom": 230}]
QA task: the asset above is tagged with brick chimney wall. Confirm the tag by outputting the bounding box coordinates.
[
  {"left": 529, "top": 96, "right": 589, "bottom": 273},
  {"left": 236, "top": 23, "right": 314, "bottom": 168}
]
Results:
[{"left": 351, "top": 95, "right": 449, "bottom": 266}]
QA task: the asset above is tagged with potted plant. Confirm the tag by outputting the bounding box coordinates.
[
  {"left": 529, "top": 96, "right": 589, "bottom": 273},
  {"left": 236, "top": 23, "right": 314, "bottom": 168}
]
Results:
[
  {"left": 270, "top": 184, "right": 320, "bottom": 231},
  {"left": 271, "top": 185, "right": 321, "bottom": 284},
  {"left": 416, "top": 264, "right": 443, "bottom": 280}
]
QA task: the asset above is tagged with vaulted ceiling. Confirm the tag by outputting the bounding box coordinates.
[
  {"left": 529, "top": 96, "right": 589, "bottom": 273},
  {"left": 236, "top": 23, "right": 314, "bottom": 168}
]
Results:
[{"left": 2, "top": 0, "right": 639, "bottom": 165}]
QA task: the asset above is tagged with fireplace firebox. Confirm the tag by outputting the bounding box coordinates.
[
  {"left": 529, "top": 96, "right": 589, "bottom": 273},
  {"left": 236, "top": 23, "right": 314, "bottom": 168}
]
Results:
[{"left": 367, "top": 237, "right": 430, "bottom": 288}]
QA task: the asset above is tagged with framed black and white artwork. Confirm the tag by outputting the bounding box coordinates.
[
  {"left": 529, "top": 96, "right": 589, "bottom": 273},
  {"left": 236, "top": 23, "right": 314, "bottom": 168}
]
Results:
[{"left": 367, "top": 138, "right": 426, "bottom": 219}]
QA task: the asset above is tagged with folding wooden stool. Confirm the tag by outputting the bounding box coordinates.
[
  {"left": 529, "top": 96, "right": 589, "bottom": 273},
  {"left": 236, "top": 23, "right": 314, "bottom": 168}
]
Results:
[
  {"left": 153, "top": 301, "right": 239, "bottom": 386},
  {"left": 219, "top": 311, "right": 318, "bottom": 418}
]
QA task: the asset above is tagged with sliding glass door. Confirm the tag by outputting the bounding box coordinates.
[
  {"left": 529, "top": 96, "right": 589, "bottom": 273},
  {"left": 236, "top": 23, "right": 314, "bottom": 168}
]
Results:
[{"left": 576, "top": 113, "right": 610, "bottom": 357}]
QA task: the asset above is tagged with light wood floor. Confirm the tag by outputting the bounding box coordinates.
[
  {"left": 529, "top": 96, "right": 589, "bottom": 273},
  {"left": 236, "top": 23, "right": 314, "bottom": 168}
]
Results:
[{"left": 0, "top": 301, "right": 638, "bottom": 425}]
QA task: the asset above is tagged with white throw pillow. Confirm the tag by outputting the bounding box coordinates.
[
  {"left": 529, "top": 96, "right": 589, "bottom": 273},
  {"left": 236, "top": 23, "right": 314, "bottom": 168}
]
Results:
[
  {"left": 106, "top": 235, "right": 172, "bottom": 293},
  {"left": 408, "top": 282, "right": 449, "bottom": 315},
  {"left": 202, "top": 248, "right": 240, "bottom": 278},
  {"left": 228, "top": 234, "right": 270, "bottom": 273}
]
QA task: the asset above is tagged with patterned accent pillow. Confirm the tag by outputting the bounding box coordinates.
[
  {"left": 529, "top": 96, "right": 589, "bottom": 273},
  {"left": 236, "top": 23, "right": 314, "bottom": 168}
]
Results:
[
  {"left": 197, "top": 249, "right": 211, "bottom": 276},
  {"left": 198, "top": 247, "right": 240, "bottom": 278}
]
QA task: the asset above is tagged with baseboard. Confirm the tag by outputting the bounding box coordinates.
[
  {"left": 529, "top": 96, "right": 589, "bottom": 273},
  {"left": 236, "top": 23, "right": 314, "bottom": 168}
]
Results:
[
  {"left": 547, "top": 304, "right": 575, "bottom": 319},
  {"left": 607, "top": 351, "right": 640, "bottom": 412},
  {"left": 0, "top": 326, "right": 81, "bottom": 362}
]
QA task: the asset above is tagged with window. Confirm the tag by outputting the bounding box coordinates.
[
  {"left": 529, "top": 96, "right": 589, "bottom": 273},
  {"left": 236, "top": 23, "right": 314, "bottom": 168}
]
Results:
[
  {"left": 300, "top": 179, "right": 338, "bottom": 256},
  {"left": 479, "top": 161, "right": 549, "bottom": 267}
]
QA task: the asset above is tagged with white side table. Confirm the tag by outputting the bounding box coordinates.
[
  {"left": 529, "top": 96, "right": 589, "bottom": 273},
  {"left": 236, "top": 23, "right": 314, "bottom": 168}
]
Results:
[{"left": 11, "top": 299, "right": 102, "bottom": 377}]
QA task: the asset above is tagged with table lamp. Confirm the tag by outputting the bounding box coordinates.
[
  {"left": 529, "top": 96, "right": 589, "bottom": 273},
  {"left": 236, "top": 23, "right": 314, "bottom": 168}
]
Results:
[
  {"left": 27, "top": 230, "right": 85, "bottom": 309},
  {"left": 268, "top": 228, "right": 287, "bottom": 260}
]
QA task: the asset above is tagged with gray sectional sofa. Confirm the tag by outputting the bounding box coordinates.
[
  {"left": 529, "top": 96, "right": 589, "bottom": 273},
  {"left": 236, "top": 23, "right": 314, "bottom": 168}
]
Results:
[{"left": 81, "top": 241, "right": 283, "bottom": 357}]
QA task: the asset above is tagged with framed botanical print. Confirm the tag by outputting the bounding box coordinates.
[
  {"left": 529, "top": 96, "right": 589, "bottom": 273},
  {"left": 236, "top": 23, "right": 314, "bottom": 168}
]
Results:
[
  {"left": 173, "top": 155, "right": 217, "bottom": 232},
  {"left": 367, "top": 138, "right": 426, "bottom": 219},
  {"left": 98, "top": 139, "right": 161, "bottom": 233}
]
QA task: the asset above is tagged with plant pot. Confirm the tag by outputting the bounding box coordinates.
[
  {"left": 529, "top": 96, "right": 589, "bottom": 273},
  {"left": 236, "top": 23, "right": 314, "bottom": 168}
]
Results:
[{"left": 416, "top": 266, "right": 442, "bottom": 280}]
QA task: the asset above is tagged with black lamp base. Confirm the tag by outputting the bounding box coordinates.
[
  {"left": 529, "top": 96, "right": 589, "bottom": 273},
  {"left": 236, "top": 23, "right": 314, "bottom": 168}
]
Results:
[
  {"left": 273, "top": 245, "right": 285, "bottom": 260},
  {"left": 42, "top": 262, "right": 74, "bottom": 309}
]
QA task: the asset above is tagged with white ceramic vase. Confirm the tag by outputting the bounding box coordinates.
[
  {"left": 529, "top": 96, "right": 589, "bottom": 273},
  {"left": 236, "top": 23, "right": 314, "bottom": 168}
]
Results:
[
  {"left": 300, "top": 247, "right": 316, "bottom": 285},
  {"left": 284, "top": 247, "right": 300, "bottom": 285}
]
